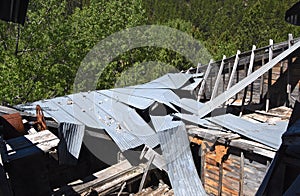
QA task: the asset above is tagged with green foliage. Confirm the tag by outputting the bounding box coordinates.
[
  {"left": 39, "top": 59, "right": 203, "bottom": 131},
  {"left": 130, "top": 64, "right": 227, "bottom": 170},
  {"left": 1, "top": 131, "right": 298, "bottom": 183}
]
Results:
[
  {"left": 0, "top": 0, "right": 147, "bottom": 104},
  {"left": 1, "top": 0, "right": 300, "bottom": 104},
  {"left": 143, "top": 0, "right": 300, "bottom": 58}
]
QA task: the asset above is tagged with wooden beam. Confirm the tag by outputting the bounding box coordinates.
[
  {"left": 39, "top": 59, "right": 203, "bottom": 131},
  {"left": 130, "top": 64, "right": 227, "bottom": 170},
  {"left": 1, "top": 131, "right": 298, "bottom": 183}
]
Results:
[
  {"left": 198, "top": 59, "right": 214, "bottom": 101},
  {"left": 266, "top": 39, "right": 274, "bottom": 112},
  {"left": 196, "top": 63, "right": 201, "bottom": 74},
  {"left": 227, "top": 50, "right": 241, "bottom": 90},
  {"left": 260, "top": 58, "right": 265, "bottom": 103},
  {"left": 188, "top": 128, "right": 276, "bottom": 159},
  {"left": 218, "top": 162, "right": 223, "bottom": 196},
  {"left": 53, "top": 160, "right": 145, "bottom": 195},
  {"left": 195, "top": 39, "right": 300, "bottom": 119},
  {"left": 211, "top": 55, "right": 226, "bottom": 100},
  {"left": 287, "top": 34, "right": 293, "bottom": 107},
  {"left": 143, "top": 146, "right": 166, "bottom": 171},
  {"left": 239, "top": 152, "right": 244, "bottom": 196},
  {"left": 240, "top": 45, "right": 256, "bottom": 116},
  {"left": 138, "top": 154, "right": 155, "bottom": 192},
  {"left": 200, "top": 143, "right": 206, "bottom": 187}
]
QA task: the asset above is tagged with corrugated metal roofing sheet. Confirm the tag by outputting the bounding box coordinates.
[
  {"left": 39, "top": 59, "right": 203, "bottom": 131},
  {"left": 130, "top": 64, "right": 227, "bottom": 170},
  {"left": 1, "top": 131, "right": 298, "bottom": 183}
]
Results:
[
  {"left": 180, "top": 78, "right": 203, "bottom": 91},
  {"left": 58, "top": 122, "right": 85, "bottom": 165},
  {"left": 150, "top": 115, "right": 183, "bottom": 132},
  {"left": 158, "top": 125, "right": 206, "bottom": 196},
  {"left": 173, "top": 113, "right": 220, "bottom": 128},
  {"left": 99, "top": 89, "right": 155, "bottom": 110},
  {"left": 131, "top": 73, "right": 200, "bottom": 89},
  {"left": 111, "top": 88, "right": 180, "bottom": 112},
  {"left": 16, "top": 72, "right": 204, "bottom": 163},
  {"left": 207, "top": 114, "right": 288, "bottom": 149},
  {"left": 171, "top": 98, "right": 204, "bottom": 115}
]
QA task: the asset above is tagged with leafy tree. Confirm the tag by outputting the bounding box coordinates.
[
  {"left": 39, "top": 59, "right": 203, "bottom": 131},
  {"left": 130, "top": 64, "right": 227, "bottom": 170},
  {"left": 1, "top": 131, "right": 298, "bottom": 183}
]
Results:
[{"left": 0, "top": 0, "right": 146, "bottom": 104}]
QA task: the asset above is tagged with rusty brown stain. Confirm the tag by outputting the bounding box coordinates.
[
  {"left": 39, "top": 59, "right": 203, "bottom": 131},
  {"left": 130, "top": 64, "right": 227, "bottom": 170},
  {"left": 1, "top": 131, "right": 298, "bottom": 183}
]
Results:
[{"left": 215, "top": 145, "right": 228, "bottom": 164}]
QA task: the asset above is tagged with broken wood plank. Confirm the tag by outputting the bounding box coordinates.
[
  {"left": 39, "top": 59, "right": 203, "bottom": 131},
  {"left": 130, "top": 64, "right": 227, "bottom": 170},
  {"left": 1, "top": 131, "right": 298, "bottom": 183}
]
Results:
[
  {"left": 143, "top": 147, "right": 166, "bottom": 171},
  {"left": 53, "top": 160, "right": 145, "bottom": 195},
  {"left": 93, "top": 166, "right": 144, "bottom": 195},
  {"left": 138, "top": 154, "right": 155, "bottom": 192}
]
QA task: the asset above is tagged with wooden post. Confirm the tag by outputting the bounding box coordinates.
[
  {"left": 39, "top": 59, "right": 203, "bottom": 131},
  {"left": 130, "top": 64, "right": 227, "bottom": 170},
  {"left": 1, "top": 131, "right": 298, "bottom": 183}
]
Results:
[
  {"left": 218, "top": 162, "right": 223, "bottom": 196},
  {"left": 266, "top": 39, "right": 273, "bottom": 112},
  {"left": 287, "top": 34, "right": 293, "bottom": 107},
  {"left": 239, "top": 152, "right": 245, "bottom": 196},
  {"left": 198, "top": 59, "right": 214, "bottom": 101},
  {"left": 210, "top": 70, "right": 213, "bottom": 99},
  {"left": 211, "top": 55, "right": 226, "bottom": 100},
  {"left": 236, "top": 64, "right": 240, "bottom": 100},
  {"left": 266, "top": 160, "right": 271, "bottom": 172},
  {"left": 250, "top": 80, "right": 254, "bottom": 103},
  {"left": 240, "top": 45, "right": 256, "bottom": 116},
  {"left": 200, "top": 143, "right": 206, "bottom": 187},
  {"left": 260, "top": 57, "right": 265, "bottom": 103},
  {"left": 280, "top": 61, "right": 284, "bottom": 76},
  {"left": 227, "top": 50, "right": 241, "bottom": 90},
  {"left": 223, "top": 64, "right": 226, "bottom": 92},
  {"left": 138, "top": 154, "right": 155, "bottom": 192},
  {"left": 196, "top": 63, "right": 201, "bottom": 74}
]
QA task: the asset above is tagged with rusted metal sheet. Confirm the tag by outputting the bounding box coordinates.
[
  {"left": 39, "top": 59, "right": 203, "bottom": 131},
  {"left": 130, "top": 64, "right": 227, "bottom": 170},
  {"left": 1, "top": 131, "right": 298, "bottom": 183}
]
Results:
[{"left": 0, "top": 113, "right": 25, "bottom": 140}]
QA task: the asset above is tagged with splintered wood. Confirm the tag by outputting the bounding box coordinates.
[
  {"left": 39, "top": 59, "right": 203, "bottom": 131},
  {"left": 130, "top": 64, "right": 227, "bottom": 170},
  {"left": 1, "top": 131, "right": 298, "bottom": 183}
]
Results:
[{"left": 134, "top": 183, "right": 174, "bottom": 196}]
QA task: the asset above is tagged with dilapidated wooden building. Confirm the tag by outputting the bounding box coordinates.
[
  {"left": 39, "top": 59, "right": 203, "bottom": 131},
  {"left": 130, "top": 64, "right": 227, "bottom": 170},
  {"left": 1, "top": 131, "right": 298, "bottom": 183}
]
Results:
[{"left": 0, "top": 34, "right": 300, "bottom": 196}]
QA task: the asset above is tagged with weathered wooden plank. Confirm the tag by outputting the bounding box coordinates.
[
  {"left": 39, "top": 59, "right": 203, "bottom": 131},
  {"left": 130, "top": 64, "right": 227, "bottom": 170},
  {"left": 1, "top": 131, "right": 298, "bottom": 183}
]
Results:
[
  {"left": 227, "top": 50, "right": 241, "bottom": 90},
  {"left": 240, "top": 45, "right": 256, "bottom": 116},
  {"left": 138, "top": 154, "right": 155, "bottom": 192},
  {"left": 198, "top": 59, "right": 214, "bottom": 101},
  {"left": 143, "top": 146, "right": 166, "bottom": 171},
  {"left": 196, "top": 40, "right": 300, "bottom": 118},
  {"left": 93, "top": 166, "right": 144, "bottom": 195},
  {"left": 53, "top": 160, "right": 144, "bottom": 195},
  {"left": 188, "top": 127, "right": 276, "bottom": 159},
  {"left": 266, "top": 39, "right": 274, "bottom": 112},
  {"left": 211, "top": 55, "right": 226, "bottom": 100},
  {"left": 4, "top": 130, "right": 59, "bottom": 161},
  {"left": 73, "top": 160, "right": 133, "bottom": 192}
]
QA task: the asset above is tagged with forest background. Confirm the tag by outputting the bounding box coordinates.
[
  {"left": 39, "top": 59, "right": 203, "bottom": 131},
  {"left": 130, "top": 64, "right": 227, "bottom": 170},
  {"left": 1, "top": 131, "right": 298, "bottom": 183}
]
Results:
[{"left": 0, "top": 0, "right": 299, "bottom": 104}]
